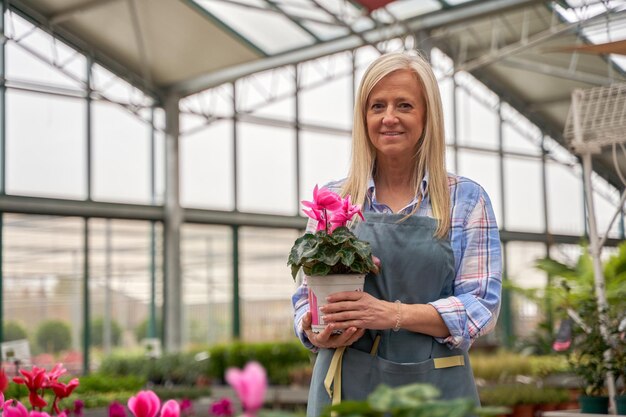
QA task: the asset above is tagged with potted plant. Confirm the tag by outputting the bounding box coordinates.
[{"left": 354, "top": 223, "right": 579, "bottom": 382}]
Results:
[{"left": 288, "top": 185, "right": 379, "bottom": 333}]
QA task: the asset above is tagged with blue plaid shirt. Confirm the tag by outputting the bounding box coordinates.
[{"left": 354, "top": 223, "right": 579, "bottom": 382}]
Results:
[{"left": 291, "top": 173, "right": 502, "bottom": 352}]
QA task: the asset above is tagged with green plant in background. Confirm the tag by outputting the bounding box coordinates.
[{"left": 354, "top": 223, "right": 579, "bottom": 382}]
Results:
[
  {"left": 87, "top": 317, "right": 123, "bottom": 347},
  {"left": 479, "top": 384, "right": 570, "bottom": 407},
  {"left": 36, "top": 320, "right": 72, "bottom": 353},
  {"left": 534, "top": 242, "right": 626, "bottom": 396},
  {"left": 323, "top": 383, "right": 506, "bottom": 417},
  {"left": 470, "top": 351, "right": 569, "bottom": 382},
  {"left": 3, "top": 320, "right": 28, "bottom": 341},
  {"left": 134, "top": 317, "right": 163, "bottom": 342}
]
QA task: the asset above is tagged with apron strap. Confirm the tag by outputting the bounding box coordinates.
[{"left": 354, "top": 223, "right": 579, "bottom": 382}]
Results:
[
  {"left": 323, "top": 334, "right": 382, "bottom": 406},
  {"left": 324, "top": 347, "right": 346, "bottom": 406}
]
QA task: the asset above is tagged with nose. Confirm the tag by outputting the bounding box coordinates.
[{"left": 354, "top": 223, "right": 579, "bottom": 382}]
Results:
[{"left": 382, "top": 106, "right": 398, "bottom": 126}]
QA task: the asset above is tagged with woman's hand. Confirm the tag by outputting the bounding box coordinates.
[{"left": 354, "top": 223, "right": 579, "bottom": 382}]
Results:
[
  {"left": 302, "top": 312, "right": 365, "bottom": 349},
  {"left": 320, "top": 291, "right": 395, "bottom": 331}
]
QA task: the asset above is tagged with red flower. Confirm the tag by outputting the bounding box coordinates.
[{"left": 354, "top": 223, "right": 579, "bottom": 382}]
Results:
[
  {"left": 209, "top": 398, "right": 233, "bottom": 417},
  {"left": 47, "top": 364, "right": 67, "bottom": 383},
  {"left": 0, "top": 368, "right": 9, "bottom": 392},
  {"left": 50, "top": 379, "right": 79, "bottom": 414},
  {"left": 13, "top": 367, "right": 48, "bottom": 409}
]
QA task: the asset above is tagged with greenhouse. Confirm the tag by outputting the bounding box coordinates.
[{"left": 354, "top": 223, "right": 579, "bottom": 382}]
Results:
[{"left": 0, "top": 0, "right": 625, "bottom": 416}]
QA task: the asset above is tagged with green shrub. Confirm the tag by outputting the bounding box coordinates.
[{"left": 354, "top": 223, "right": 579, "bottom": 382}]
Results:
[
  {"left": 470, "top": 351, "right": 569, "bottom": 381},
  {"left": 74, "top": 374, "right": 146, "bottom": 394},
  {"left": 36, "top": 320, "right": 72, "bottom": 353},
  {"left": 480, "top": 384, "right": 570, "bottom": 406},
  {"left": 134, "top": 317, "right": 162, "bottom": 341},
  {"left": 3, "top": 321, "right": 28, "bottom": 341},
  {"left": 97, "top": 340, "right": 311, "bottom": 386},
  {"left": 87, "top": 317, "right": 123, "bottom": 347}
]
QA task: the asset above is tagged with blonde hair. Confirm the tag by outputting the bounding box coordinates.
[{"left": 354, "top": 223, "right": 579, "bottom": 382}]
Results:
[{"left": 342, "top": 51, "right": 450, "bottom": 238}]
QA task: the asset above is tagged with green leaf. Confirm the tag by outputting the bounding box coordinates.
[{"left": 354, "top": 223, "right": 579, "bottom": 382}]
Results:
[{"left": 310, "top": 262, "right": 331, "bottom": 276}]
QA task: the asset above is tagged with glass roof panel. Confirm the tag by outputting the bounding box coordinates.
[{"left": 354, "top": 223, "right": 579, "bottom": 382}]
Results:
[
  {"left": 301, "top": 20, "right": 351, "bottom": 40},
  {"left": 274, "top": 0, "right": 335, "bottom": 23},
  {"left": 556, "top": 1, "right": 626, "bottom": 71},
  {"left": 193, "top": 0, "right": 317, "bottom": 54},
  {"left": 384, "top": 0, "right": 441, "bottom": 20}
]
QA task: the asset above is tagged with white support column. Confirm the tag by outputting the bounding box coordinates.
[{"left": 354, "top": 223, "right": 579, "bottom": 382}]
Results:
[{"left": 164, "top": 93, "right": 183, "bottom": 352}]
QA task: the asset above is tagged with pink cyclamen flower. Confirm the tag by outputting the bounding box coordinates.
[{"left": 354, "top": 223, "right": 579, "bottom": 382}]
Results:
[
  {"left": 209, "top": 398, "right": 233, "bottom": 417},
  {"left": 302, "top": 185, "right": 343, "bottom": 213},
  {"left": 329, "top": 195, "right": 364, "bottom": 231},
  {"left": 302, "top": 207, "right": 329, "bottom": 232},
  {"left": 29, "top": 411, "right": 51, "bottom": 417},
  {"left": 74, "top": 399, "right": 85, "bottom": 417},
  {"left": 179, "top": 399, "right": 193, "bottom": 417},
  {"left": 13, "top": 367, "right": 48, "bottom": 409},
  {"left": 0, "top": 368, "right": 9, "bottom": 392},
  {"left": 47, "top": 364, "right": 67, "bottom": 383},
  {"left": 109, "top": 401, "right": 127, "bottom": 417},
  {"left": 127, "top": 391, "right": 160, "bottom": 417},
  {"left": 160, "top": 400, "right": 180, "bottom": 417},
  {"left": 50, "top": 378, "right": 80, "bottom": 414},
  {"left": 3, "top": 401, "right": 28, "bottom": 417},
  {"left": 225, "top": 362, "right": 267, "bottom": 417}
]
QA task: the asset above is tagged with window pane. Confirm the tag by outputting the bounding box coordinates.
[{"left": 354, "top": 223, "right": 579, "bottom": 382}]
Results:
[
  {"left": 299, "top": 131, "right": 351, "bottom": 203},
  {"left": 240, "top": 227, "right": 300, "bottom": 341},
  {"left": 506, "top": 241, "right": 547, "bottom": 340},
  {"left": 6, "top": 89, "right": 86, "bottom": 199},
  {"left": 181, "top": 120, "right": 234, "bottom": 210},
  {"left": 457, "top": 150, "right": 502, "bottom": 227},
  {"left": 502, "top": 123, "right": 542, "bottom": 157},
  {"left": 504, "top": 156, "right": 545, "bottom": 232},
  {"left": 3, "top": 214, "right": 84, "bottom": 369},
  {"left": 238, "top": 66, "right": 295, "bottom": 122},
  {"left": 237, "top": 123, "right": 297, "bottom": 214},
  {"left": 456, "top": 88, "right": 498, "bottom": 149},
  {"left": 92, "top": 101, "right": 151, "bottom": 203},
  {"left": 546, "top": 161, "right": 584, "bottom": 235},
  {"left": 89, "top": 219, "right": 162, "bottom": 354},
  {"left": 300, "top": 55, "right": 353, "bottom": 131},
  {"left": 182, "top": 224, "right": 232, "bottom": 345}
]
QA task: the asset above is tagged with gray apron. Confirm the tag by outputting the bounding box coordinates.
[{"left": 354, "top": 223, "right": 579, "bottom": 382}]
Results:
[{"left": 306, "top": 213, "right": 479, "bottom": 417}]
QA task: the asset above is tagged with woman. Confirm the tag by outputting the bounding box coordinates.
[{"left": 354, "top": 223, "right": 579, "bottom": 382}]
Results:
[{"left": 291, "top": 51, "right": 502, "bottom": 416}]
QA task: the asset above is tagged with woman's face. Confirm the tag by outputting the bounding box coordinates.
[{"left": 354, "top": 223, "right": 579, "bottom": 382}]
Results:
[{"left": 366, "top": 69, "right": 426, "bottom": 160}]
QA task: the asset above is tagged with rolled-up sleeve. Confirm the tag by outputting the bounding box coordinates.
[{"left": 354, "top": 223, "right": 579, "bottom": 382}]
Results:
[{"left": 429, "top": 185, "right": 502, "bottom": 351}]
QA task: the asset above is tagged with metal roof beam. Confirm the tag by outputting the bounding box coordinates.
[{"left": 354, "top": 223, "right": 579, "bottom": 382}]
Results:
[
  {"left": 8, "top": 0, "right": 162, "bottom": 101},
  {"left": 169, "top": 0, "right": 543, "bottom": 96},
  {"left": 499, "top": 56, "right": 618, "bottom": 86}
]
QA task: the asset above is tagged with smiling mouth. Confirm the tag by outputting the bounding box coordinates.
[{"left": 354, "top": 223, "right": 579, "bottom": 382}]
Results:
[{"left": 380, "top": 132, "right": 403, "bottom": 136}]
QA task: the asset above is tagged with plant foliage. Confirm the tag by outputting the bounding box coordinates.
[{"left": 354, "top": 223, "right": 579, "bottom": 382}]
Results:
[{"left": 288, "top": 226, "right": 378, "bottom": 280}]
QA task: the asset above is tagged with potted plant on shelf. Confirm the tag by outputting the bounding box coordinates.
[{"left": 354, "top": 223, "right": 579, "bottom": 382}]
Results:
[{"left": 288, "top": 185, "right": 379, "bottom": 333}]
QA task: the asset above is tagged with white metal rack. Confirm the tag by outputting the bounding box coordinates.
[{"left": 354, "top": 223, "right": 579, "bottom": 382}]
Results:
[{"left": 564, "top": 82, "right": 626, "bottom": 415}]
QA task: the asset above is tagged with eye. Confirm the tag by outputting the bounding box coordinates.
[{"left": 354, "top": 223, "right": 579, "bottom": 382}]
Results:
[
  {"left": 370, "top": 103, "right": 384, "bottom": 110},
  {"left": 398, "top": 102, "right": 413, "bottom": 110}
]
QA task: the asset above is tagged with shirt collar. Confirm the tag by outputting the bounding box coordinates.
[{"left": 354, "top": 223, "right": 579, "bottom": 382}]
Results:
[{"left": 367, "top": 170, "right": 430, "bottom": 206}]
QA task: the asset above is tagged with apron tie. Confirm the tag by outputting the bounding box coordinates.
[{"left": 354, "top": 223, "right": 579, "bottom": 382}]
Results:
[
  {"left": 323, "top": 347, "right": 345, "bottom": 406},
  {"left": 323, "top": 335, "right": 382, "bottom": 405}
]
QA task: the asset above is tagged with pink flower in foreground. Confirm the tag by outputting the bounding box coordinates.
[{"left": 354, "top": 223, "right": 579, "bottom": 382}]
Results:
[
  {"left": 179, "top": 399, "right": 193, "bottom": 417},
  {"left": 3, "top": 401, "right": 29, "bottom": 417},
  {"left": 127, "top": 391, "right": 160, "bottom": 417},
  {"left": 47, "top": 364, "right": 67, "bottom": 383},
  {"left": 302, "top": 207, "right": 329, "bottom": 232},
  {"left": 50, "top": 378, "right": 80, "bottom": 414},
  {"left": 29, "top": 411, "right": 51, "bottom": 417},
  {"left": 0, "top": 368, "right": 9, "bottom": 393},
  {"left": 160, "top": 400, "right": 180, "bottom": 417},
  {"left": 108, "top": 401, "right": 127, "bottom": 417},
  {"left": 225, "top": 362, "right": 267, "bottom": 417},
  {"left": 13, "top": 367, "right": 48, "bottom": 409},
  {"left": 302, "top": 185, "right": 342, "bottom": 212},
  {"left": 209, "top": 398, "right": 233, "bottom": 417},
  {"left": 329, "top": 195, "right": 364, "bottom": 231}
]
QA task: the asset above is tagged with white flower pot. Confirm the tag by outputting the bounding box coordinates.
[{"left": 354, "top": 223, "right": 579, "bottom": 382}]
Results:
[{"left": 307, "top": 273, "right": 366, "bottom": 333}]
